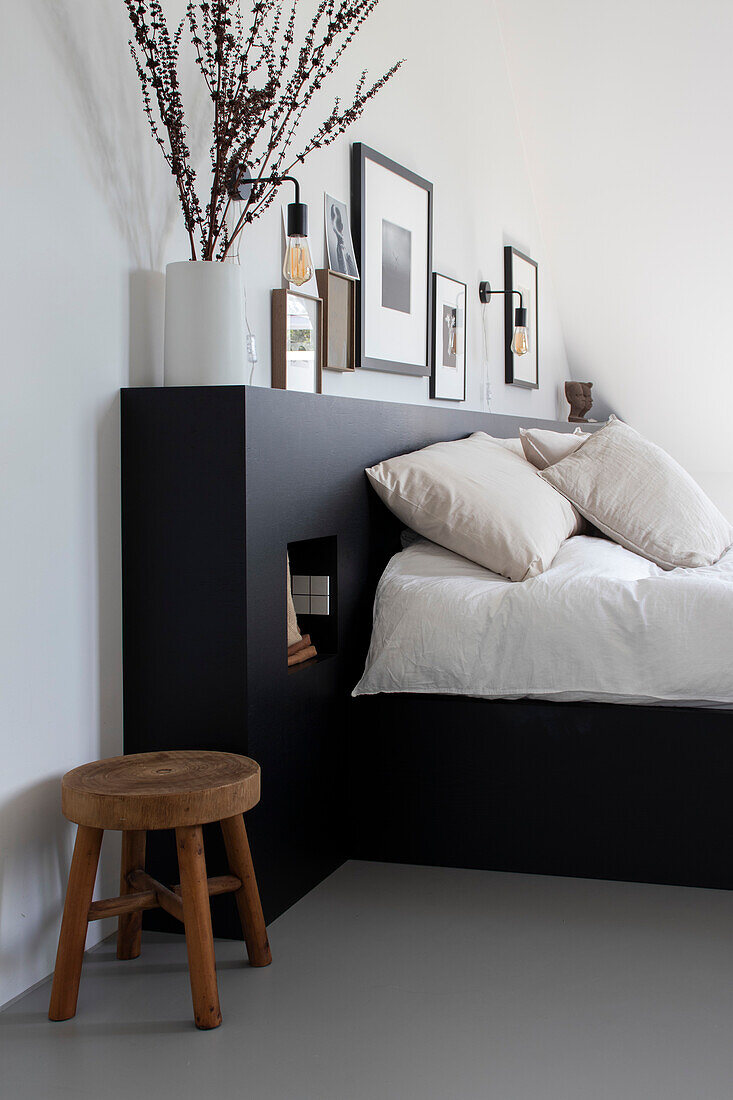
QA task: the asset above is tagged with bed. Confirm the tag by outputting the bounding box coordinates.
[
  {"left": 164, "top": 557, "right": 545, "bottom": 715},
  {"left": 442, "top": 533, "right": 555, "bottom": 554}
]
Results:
[
  {"left": 350, "top": 526, "right": 733, "bottom": 889},
  {"left": 354, "top": 534, "right": 733, "bottom": 709},
  {"left": 122, "top": 385, "right": 733, "bottom": 931},
  {"left": 348, "top": 419, "right": 733, "bottom": 891}
]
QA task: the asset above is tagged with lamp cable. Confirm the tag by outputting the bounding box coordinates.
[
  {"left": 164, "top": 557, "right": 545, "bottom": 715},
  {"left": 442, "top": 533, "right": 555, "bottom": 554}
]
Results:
[
  {"left": 481, "top": 302, "right": 492, "bottom": 412},
  {"left": 228, "top": 205, "right": 257, "bottom": 385}
]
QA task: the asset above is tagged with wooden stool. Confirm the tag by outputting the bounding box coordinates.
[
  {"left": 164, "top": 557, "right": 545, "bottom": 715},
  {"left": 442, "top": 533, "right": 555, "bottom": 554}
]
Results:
[{"left": 49, "top": 750, "right": 271, "bottom": 1030}]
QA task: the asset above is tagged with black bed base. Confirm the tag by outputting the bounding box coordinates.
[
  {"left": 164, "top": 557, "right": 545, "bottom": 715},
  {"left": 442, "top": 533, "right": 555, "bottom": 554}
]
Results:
[{"left": 349, "top": 693, "right": 733, "bottom": 892}]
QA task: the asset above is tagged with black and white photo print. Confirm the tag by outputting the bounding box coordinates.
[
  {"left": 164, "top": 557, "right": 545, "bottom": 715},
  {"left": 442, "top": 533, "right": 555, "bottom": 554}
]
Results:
[
  {"left": 381, "top": 220, "right": 411, "bottom": 313},
  {"left": 324, "top": 194, "right": 359, "bottom": 279},
  {"left": 442, "top": 304, "right": 457, "bottom": 367},
  {"left": 351, "top": 143, "right": 433, "bottom": 375},
  {"left": 430, "top": 273, "right": 466, "bottom": 400}
]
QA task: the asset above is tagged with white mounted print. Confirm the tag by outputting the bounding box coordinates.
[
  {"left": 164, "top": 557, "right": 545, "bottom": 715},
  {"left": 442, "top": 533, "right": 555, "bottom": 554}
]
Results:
[
  {"left": 324, "top": 193, "right": 359, "bottom": 280},
  {"left": 430, "top": 273, "right": 466, "bottom": 401},
  {"left": 352, "top": 143, "right": 433, "bottom": 375}
]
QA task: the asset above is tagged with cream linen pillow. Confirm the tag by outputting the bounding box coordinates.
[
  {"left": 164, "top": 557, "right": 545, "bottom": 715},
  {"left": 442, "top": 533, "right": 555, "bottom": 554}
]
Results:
[
  {"left": 520, "top": 426, "right": 589, "bottom": 470},
  {"left": 539, "top": 418, "right": 733, "bottom": 569},
  {"left": 482, "top": 433, "right": 524, "bottom": 459},
  {"left": 366, "top": 433, "right": 582, "bottom": 581}
]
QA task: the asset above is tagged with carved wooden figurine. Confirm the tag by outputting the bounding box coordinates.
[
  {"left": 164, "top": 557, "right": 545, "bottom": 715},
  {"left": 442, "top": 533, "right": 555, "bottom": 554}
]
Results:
[{"left": 565, "top": 381, "right": 593, "bottom": 423}]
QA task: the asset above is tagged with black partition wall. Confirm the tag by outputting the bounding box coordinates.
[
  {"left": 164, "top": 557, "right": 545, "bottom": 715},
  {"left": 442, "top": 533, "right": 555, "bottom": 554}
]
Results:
[{"left": 121, "top": 386, "right": 733, "bottom": 937}]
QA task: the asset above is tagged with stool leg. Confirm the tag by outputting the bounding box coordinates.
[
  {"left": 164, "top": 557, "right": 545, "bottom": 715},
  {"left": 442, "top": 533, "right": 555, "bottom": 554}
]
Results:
[
  {"left": 176, "top": 824, "right": 222, "bottom": 1030},
  {"left": 49, "top": 825, "right": 103, "bottom": 1021},
  {"left": 220, "top": 814, "right": 272, "bottom": 967},
  {"left": 117, "top": 830, "right": 146, "bottom": 960}
]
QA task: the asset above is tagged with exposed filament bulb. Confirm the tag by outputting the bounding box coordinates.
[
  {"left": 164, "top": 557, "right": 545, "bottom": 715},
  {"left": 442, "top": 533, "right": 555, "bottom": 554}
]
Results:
[{"left": 283, "top": 236, "right": 313, "bottom": 286}]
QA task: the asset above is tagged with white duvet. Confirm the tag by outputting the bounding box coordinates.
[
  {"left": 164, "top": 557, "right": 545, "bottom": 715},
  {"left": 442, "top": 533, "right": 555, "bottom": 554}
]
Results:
[{"left": 353, "top": 535, "right": 733, "bottom": 708}]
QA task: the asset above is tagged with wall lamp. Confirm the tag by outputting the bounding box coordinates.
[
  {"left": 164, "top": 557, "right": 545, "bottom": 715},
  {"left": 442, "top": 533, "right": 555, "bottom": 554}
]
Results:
[
  {"left": 227, "top": 165, "right": 313, "bottom": 287},
  {"left": 478, "top": 280, "right": 529, "bottom": 356}
]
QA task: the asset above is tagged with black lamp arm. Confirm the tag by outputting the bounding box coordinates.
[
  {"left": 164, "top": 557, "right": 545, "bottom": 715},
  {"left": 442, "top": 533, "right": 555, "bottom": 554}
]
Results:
[
  {"left": 226, "top": 163, "right": 301, "bottom": 205},
  {"left": 230, "top": 170, "right": 307, "bottom": 237},
  {"left": 253, "top": 174, "right": 301, "bottom": 204},
  {"left": 478, "top": 281, "right": 523, "bottom": 309}
]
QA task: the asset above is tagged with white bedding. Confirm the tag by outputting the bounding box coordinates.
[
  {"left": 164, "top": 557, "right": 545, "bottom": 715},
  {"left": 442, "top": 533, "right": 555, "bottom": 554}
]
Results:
[{"left": 353, "top": 535, "right": 733, "bottom": 708}]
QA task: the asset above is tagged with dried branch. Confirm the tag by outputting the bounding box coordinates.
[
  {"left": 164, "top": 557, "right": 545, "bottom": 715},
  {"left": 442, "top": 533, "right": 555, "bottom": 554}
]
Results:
[{"left": 123, "top": 0, "right": 402, "bottom": 261}]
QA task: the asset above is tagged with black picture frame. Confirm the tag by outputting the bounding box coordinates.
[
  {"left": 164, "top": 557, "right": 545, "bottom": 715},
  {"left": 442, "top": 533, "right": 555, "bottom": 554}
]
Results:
[
  {"left": 504, "top": 245, "right": 539, "bottom": 389},
  {"left": 351, "top": 143, "right": 433, "bottom": 376},
  {"left": 429, "top": 272, "right": 467, "bottom": 401}
]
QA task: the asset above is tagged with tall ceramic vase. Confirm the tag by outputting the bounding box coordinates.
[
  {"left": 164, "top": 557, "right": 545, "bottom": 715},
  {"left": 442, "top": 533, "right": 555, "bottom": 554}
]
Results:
[{"left": 164, "top": 260, "right": 246, "bottom": 386}]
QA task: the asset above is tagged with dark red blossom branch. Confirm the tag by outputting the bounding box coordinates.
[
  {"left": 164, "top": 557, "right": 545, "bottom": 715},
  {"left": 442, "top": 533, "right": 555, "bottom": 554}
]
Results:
[{"left": 123, "top": 0, "right": 402, "bottom": 261}]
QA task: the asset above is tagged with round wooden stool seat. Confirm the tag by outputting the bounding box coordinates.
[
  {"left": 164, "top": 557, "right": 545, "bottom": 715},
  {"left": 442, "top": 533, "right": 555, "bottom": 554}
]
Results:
[
  {"left": 50, "top": 749, "right": 271, "bottom": 1029},
  {"left": 61, "top": 750, "right": 261, "bottom": 831}
]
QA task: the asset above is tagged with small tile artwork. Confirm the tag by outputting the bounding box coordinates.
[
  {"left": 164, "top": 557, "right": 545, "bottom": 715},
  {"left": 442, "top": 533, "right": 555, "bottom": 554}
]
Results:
[{"left": 292, "top": 575, "right": 331, "bottom": 616}]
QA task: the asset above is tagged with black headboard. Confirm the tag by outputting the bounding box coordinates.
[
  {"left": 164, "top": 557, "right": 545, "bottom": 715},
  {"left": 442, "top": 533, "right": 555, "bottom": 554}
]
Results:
[
  {"left": 242, "top": 387, "right": 591, "bottom": 683},
  {"left": 121, "top": 385, "right": 590, "bottom": 927}
]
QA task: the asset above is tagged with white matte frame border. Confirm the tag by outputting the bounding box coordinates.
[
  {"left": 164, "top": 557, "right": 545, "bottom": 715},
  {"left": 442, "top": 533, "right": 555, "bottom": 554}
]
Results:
[
  {"left": 351, "top": 142, "right": 433, "bottom": 376},
  {"left": 430, "top": 272, "right": 467, "bottom": 401}
]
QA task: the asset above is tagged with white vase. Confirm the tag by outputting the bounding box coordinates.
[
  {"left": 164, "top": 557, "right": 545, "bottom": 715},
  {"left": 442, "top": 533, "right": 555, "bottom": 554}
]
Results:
[{"left": 163, "top": 260, "right": 246, "bottom": 386}]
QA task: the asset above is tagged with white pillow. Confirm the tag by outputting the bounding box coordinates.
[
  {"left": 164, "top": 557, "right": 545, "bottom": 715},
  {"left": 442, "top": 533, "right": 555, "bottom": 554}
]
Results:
[
  {"left": 366, "top": 433, "right": 582, "bottom": 582},
  {"left": 520, "top": 426, "right": 589, "bottom": 470},
  {"left": 539, "top": 418, "right": 733, "bottom": 569},
  {"left": 482, "top": 434, "right": 524, "bottom": 459}
]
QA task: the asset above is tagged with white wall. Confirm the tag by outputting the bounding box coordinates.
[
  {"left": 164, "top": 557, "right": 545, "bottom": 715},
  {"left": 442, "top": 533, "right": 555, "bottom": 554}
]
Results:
[
  {"left": 230, "top": 0, "right": 570, "bottom": 419},
  {"left": 0, "top": 0, "right": 567, "bottom": 1006},
  {"left": 0, "top": 0, "right": 171, "bottom": 1007},
  {"left": 495, "top": 0, "right": 733, "bottom": 519}
]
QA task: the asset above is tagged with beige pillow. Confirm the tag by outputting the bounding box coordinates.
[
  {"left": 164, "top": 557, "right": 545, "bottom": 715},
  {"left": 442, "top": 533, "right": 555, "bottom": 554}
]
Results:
[
  {"left": 482, "top": 433, "right": 524, "bottom": 459},
  {"left": 520, "top": 426, "right": 589, "bottom": 470},
  {"left": 539, "top": 418, "right": 733, "bottom": 569},
  {"left": 366, "top": 432, "right": 582, "bottom": 581}
]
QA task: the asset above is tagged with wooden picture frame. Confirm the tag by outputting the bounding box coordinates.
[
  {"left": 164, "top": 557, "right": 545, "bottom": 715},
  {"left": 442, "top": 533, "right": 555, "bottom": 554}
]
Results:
[
  {"left": 351, "top": 142, "right": 433, "bottom": 376},
  {"left": 315, "top": 269, "right": 356, "bottom": 373},
  {"left": 271, "top": 289, "right": 323, "bottom": 394},
  {"left": 430, "top": 273, "right": 467, "bottom": 401},
  {"left": 504, "top": 246, "right": 539, "bottom": 389}
]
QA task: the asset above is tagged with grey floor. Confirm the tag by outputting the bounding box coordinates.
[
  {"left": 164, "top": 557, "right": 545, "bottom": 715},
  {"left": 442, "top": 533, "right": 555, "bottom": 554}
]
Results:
[{"left": 3, "top": 861, "right": 733, "bottom": 1099}]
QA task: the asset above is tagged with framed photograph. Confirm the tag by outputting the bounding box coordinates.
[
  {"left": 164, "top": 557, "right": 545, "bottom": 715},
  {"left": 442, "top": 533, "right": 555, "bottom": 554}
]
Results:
[
  {"left": 504, "top": 246, "right": 539, "bottom": 388},
  {"left": 351, "top": 143, "right": 433, "bottom": 376},
  {"left": 271, "top": 289, "right": 323, "bottom": 394},
  {"left": 316, "top": 269, "right": 356, "bottom": 372},
  {"left": 324, "top": 194, "right": 359, "bottom": 280},
  {"left": 430, "top": 273, "right": 466, "bottom": 401}
]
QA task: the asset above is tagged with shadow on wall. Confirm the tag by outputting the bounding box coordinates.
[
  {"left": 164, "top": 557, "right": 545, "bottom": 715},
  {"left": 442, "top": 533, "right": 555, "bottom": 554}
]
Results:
[
  {"left": 96, "top": 394, "right": 125, "bottom": 768},
  {"left": 34, "top": 0, "right": 180, "bottom": 271},
  {"left": 0, "top": 779, "right": 71, "bottom": 1000},
  {"left": 0, "top": 394, "right": 125, "bottom": 998},
  {"left": 34, "top": 0, "right": 205, "bottom": 383},
  {"left": 91, "top": 395, "right": 131, "bottom": 920},
  {"left": 0, "top": 778, "right": 121, "bottom": 1008},
  {"left": 129, "top": 270, "right": 165, "bottom": 388}
]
